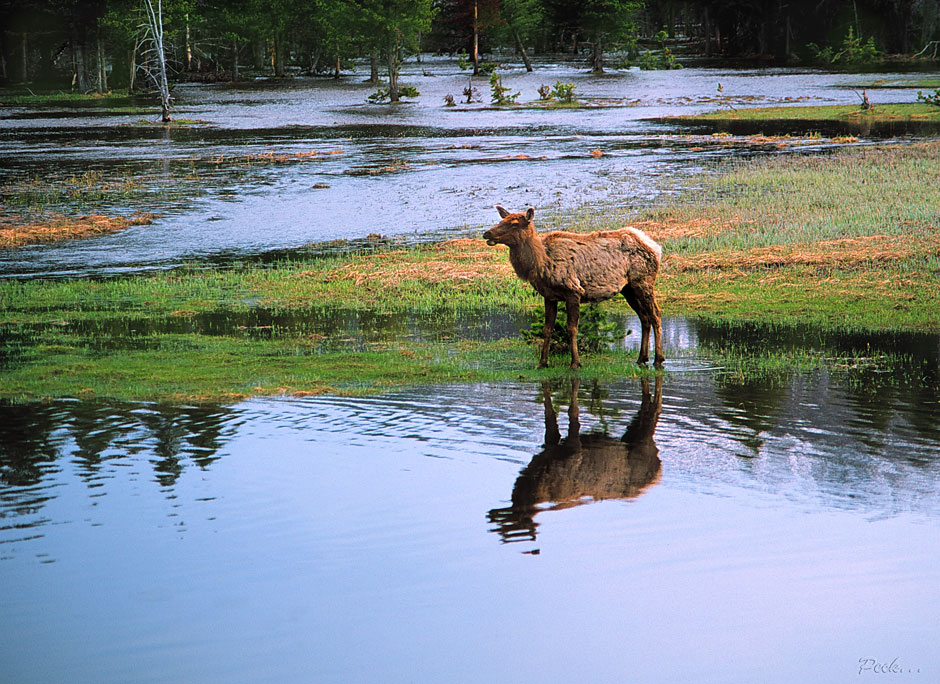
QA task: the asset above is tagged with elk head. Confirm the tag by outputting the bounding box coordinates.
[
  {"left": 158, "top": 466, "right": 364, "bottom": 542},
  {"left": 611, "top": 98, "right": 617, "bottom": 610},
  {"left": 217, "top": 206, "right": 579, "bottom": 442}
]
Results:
[{"left": 483, "top": 205, "right": 535, "bottom": 246}]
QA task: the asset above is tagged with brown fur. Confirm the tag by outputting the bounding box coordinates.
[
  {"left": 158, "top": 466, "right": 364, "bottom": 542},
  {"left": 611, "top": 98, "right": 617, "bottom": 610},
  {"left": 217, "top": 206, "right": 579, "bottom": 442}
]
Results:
[
  {"left": 488, "top": 377, "right": 663, "bottom": 544},
  {"left": 483, "top": 205, "right": 664, "bottom": 368}
]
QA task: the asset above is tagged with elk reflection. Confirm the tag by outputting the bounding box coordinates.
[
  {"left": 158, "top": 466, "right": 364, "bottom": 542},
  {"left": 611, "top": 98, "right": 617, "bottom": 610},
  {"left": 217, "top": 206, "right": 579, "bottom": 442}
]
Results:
[{"left": 489, "top": 376, "right": 663, "bottom": 544}]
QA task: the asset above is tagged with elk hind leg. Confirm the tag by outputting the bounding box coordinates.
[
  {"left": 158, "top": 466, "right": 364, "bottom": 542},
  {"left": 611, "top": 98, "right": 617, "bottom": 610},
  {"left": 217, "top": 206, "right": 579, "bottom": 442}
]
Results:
[
  {"left": 622, "top": 286, "right": 650, "bottom": 364},
  {"left": 539, "top": 299, "right": 558, "bottom": 368},
  {"left": 623, "top": 283, "right": 664, "bottom": 366},
  {"left": 565, "top": 299, "right": 581, "bottom": 369}
]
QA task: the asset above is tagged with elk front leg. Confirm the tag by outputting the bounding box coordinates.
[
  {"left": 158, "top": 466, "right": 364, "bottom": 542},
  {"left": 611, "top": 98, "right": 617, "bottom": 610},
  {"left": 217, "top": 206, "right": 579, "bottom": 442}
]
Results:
[
  {"left": 565, "top": 298, "right": 581, "bottom": 369},
  {"left": 538, "top": 299, "right": 558, "bottom": 368}
]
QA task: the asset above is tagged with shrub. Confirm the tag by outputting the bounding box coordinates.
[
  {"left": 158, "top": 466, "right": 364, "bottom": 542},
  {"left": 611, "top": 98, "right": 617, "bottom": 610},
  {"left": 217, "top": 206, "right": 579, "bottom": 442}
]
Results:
[
  {"left": 367, "top": 85, "right": 419, "bottom": 103},
  {"left": 550, "top": 81, "right": 577, "bottom": 103},
  {"left": 807, "top": 27, "right": 881, "bottom": 66},
  {"left": 489, "top": 72, "right": 519, "bottom": 105},
  {"left": 917, "top": 88, "right": 940, "bottom": 107},
  {"left": 523, "top": 304, "right": 623, "bottom": 354}
]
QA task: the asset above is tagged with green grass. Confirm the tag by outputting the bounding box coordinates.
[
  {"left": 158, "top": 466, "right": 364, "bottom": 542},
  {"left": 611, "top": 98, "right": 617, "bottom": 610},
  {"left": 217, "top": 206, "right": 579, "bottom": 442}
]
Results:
[
  {"left": 0, "top": 89, "right": 137, "bottom": 105},
  {"left": 0, "top": 331, "right": 656, "bottom": 403},
  {"left": 656, "top": 142, "right": 940, "bottom": 252},
  {"left": 847, "top": 78, "right": 940, "bottom": 89},
  {"left": 2, "top": 141, "right": 939, "bottom": 403},
  {"left": 679, "top": 102, "right": 940, "bottom": 123}
]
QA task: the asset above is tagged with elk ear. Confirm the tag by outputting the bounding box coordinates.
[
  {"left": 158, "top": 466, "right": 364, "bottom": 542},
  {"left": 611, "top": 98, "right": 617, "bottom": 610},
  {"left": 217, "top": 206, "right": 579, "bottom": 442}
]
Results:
[
  {"left": 525, "top": 207, "right": 535, "bottom": 222},
  {"left": 496, "top": 205, "right": 510, "bottom": 218}
]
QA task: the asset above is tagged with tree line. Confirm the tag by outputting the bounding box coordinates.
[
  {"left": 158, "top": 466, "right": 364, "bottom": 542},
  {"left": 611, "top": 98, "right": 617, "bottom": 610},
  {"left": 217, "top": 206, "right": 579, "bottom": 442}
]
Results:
[{"left": 1, "top": 0, "right": 938, "bottom": 98}]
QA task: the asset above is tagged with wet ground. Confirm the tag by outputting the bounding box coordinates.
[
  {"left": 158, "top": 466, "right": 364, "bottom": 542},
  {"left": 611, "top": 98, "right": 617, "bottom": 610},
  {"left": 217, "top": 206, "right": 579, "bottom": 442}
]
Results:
[
  {"left": 3, "top": 59, "right": 940, "bottom": 681},
  {"left": 1, "top": 58, "right": 934, "bottom": 277}
]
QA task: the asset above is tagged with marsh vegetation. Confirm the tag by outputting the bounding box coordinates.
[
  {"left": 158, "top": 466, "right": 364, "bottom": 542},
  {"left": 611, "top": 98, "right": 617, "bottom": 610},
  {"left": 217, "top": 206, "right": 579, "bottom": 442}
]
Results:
[{"left": 2, "top": 137, "right": 937, "bottom": 402}]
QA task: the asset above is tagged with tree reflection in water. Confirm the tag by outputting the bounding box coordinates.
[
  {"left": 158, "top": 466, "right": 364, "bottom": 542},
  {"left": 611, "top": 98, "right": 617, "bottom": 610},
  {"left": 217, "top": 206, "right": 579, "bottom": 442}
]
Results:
[
  {"left": 489, "top": 376, "right": 663, "bottom": 545},
  {"left": 0, "top": 399, "right": 232, "bottom": 525}
]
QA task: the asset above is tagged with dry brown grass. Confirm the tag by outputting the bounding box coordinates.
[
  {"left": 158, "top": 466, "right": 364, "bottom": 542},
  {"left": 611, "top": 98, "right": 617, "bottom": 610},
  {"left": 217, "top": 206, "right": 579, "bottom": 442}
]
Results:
[
  {"left": 0, "top": 211, "right": 158, "bottom": 247},
  {"left": 665, "top": 233, "right": 940, "bottom": 272},
  {"left": 305, "top": 238, "right": 513, "bottom": 287},
  {"left": 630, "top": 215, "right": 755, "bottom": 242},
  {"left": 313, "top": 220, "right": 940, "bottom": 292}
]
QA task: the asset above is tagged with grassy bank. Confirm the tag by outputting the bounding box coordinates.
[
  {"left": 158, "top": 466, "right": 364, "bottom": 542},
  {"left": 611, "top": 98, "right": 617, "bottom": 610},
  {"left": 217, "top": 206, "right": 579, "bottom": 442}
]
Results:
[
  {"left": 0, "top": 89, "right": 137, "bottom": 105},
  {"left": 677, "top": 102, "right": 940, "bottom": 124},
  {"left": 2, "top": 141, "right": 939, "bottom": 402}
]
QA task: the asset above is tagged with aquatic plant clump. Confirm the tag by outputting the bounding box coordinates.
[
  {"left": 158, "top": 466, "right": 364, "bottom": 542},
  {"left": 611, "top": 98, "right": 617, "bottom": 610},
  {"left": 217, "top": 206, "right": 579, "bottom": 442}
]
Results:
[
  {"left": 551, "top": 81, "right": 577, "bottom": 104},
  {"left": 368, "top": 85, "right": 420, "bottom": 103},
  {"left": 917, "top": 88, "right": 940, "bottom": 107}
]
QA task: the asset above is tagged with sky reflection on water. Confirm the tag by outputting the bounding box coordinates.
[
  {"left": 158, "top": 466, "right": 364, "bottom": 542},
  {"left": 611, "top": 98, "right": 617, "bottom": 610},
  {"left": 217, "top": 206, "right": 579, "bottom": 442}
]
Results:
[{"left": 2, "top": 364, "right": 939, "bottom": 683}]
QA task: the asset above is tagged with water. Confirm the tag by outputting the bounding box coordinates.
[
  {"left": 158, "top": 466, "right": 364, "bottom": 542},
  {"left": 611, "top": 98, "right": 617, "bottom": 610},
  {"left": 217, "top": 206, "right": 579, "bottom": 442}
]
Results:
[
  {"left": 1, "top": 60, "right": 933, "bottom": 278},
  {"left": 3, "top": 60, "right": 940, "bottom": 681},
  {"left": 2, "top": 360, "right": 939, "bottom": 683}
]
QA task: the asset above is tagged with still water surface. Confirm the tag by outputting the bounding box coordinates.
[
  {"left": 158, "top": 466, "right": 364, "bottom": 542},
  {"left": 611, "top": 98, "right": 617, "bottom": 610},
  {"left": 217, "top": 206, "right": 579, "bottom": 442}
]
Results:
[{"left": 3, "top": 360, "right": 939, "bottom": 682}]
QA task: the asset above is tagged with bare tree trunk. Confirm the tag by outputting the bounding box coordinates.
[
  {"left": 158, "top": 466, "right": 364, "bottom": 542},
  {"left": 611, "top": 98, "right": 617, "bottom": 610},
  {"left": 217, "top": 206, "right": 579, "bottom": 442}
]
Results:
[
  {"left": 142, "top": 0, "right": 171, "bottom": 122},
  {"left": 73, "top": 37, "right": 87, "bottom": 92},
  {"left": 387, "top": 34, "right": 400, "bottom": 102},
  {"left": 591, "top": 33, "right": 603, "bottom": 73},
  {"left": 97, "top": 30, "right": 108, "bottom": 93},
  {"left": 129, "top": 39, "right": 138, "bottom": 91},
  {"left": 369, "top": 50, "right": 379, "bottom": 82},
  {"left": 513, "top": 30, "right": 532, "bottom": 71},
  {"left": 185, "top": 13, "right": 192, "bottom": 71},
  {"left": 472, "top": 0, "right": 479, "bottom": 75},
  {"left": 232, "top": 38, "right": 239, "bottom": 81},
  {"left": 20, "top": 32, "right": 28, "bottom": 83},
  {"left": 334, "top": 55, "right": 340, "bottom": 79}
]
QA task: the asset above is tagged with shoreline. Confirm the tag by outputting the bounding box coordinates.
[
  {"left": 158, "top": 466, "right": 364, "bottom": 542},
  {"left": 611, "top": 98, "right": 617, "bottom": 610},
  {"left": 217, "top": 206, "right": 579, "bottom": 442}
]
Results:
[{"left": 2, "top": 140, "right": 938, "bottom": 402}]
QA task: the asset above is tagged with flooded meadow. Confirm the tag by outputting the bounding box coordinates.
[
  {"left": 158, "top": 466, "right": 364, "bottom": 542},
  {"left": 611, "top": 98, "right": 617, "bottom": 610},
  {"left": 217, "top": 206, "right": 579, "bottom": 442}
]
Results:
[
  {"left": 2, "top": 59, "right": 940, "bottom": 681},
  {"left": 2, "top": 58, "right": 935, "bottom": 276}
]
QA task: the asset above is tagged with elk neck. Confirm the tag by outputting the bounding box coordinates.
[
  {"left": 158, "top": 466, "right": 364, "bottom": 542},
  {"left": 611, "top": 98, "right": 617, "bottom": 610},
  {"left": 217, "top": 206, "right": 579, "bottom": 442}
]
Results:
[{"left": 507, "top": 227, "right": 547, "bottom": 283}]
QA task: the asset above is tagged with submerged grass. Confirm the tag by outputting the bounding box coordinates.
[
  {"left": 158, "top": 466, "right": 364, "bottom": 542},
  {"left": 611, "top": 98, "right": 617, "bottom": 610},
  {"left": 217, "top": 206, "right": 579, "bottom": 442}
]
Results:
[
  {"left": 0, "top": 331, "right": 655, "bottom": 403},
  {"left": 2, "top": 141, "right": 939, "bottom": 402}
]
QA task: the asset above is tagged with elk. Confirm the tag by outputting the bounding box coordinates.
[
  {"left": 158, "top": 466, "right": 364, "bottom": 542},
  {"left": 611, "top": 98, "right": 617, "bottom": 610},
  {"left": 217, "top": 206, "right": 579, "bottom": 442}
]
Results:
[
  {"left": 488, "top": 377, "right": 663, "bottom": 544},
  {"left": 483, "top": 206, "right": 664, "bottom": 369}
]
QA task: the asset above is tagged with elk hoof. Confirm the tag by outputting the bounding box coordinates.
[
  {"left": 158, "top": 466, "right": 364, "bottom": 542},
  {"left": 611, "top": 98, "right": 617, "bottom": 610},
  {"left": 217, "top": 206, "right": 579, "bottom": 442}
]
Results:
[
  {"left": 569, "top": 362, "right": 581, "bottom": 370},
  {"left": 537, "top": 361, "right": 549, "bottom": 369}
]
